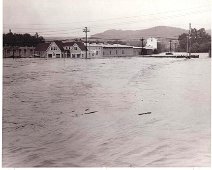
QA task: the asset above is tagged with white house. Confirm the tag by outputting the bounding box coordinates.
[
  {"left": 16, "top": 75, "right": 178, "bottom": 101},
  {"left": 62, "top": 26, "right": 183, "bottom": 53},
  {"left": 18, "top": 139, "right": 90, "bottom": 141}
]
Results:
[
  {"left": 34, "top": 41, "right": 87, "bottom": 58},
  {"left": 46, "top": 41, "right": 64, "bottom": 58},
  {"left": 63, "top": 42, "right": 87, "bottom": 58}
]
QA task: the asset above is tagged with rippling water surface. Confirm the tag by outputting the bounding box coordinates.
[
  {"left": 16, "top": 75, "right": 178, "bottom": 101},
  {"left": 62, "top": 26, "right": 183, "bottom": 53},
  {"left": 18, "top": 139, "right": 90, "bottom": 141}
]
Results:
[{"left": 3, "top": 54, "right": 211, "bottom": 167}]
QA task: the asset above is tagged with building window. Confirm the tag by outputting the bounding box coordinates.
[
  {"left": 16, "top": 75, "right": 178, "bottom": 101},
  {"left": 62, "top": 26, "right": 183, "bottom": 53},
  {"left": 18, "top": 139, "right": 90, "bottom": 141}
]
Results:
[
  {"left": 74, "top": 47, "right": 77, "bottom": 50},
  {"left": 51, "top": 47, "right": 57, "bottom": 50},
  {"left": 96, "top": 51, "right": 98, "bottom": 55},
  {"left": 110, "top": 51, "right": 111, "bottom": 55},
  {"left": 122, "top": 50, "right": 124, "bottom": 54},
  {"left": 103, "top": 52, "right": 104, "bottom": 55},
  {"left": 116, "top": 50, "right": 118, "bottom": 54},
  {"left": 24, "top": 49, "right": 26, "bottom": 54}
]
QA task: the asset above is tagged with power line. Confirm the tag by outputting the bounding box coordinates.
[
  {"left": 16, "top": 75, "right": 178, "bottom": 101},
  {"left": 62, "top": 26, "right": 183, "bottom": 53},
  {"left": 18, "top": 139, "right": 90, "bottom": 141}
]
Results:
[
  {"left": 4, "top": 5, "right": 208, "bottom": 27},
  {"left": 4, "top": 10, "right": 207, "bottom": 33},
  {"left": 3, "top": 8, "right": 210, "bottom": 37}
]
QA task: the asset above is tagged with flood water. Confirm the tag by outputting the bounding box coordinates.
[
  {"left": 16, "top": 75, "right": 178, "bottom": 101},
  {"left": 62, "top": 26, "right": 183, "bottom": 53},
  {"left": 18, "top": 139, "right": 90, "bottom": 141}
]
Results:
[{"left": 3, "top": 54, "right": 211, "bottom": 167}]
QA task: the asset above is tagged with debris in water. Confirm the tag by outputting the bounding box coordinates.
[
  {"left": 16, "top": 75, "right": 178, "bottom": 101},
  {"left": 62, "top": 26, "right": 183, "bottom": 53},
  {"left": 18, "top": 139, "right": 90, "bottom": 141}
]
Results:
[
  {"left": 84, "top": 111, "right": 98, "bottom": 114},
  {"left": 85, "top": 109, "right": 89, "bottom": 111},
  {"left": 71, "top": 69, "right": 80, "bottom": 72},
  {"left": 5, "top": 122, "right": 18, "bottom": 125},
  {"left": 138, "top": 112, "right": 151, "bottom": 116}
]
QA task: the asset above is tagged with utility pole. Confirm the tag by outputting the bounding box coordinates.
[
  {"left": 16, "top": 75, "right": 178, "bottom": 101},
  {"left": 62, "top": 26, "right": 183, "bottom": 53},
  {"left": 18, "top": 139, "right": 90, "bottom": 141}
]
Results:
[
  {"left": 83, "top": 27, "right": 90, "bottom": 59},
  {"left": 169, "top": 40, "right": 172, "bottom": 52},
  {"left": 189, "top": 23, "right": 191, "bottom": 57},
  {"left": 140, "top": 37, "right": 144, "bottom": 55},
  {"left": 186, "top": 35, "right": 189, "bottom": 54}
]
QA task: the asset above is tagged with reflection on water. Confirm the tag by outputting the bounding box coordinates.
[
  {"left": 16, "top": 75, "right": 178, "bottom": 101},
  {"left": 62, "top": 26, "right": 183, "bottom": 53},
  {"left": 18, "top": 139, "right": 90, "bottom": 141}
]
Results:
[{"left": 3, "top": 55, "right": 211, "bottom": 167}]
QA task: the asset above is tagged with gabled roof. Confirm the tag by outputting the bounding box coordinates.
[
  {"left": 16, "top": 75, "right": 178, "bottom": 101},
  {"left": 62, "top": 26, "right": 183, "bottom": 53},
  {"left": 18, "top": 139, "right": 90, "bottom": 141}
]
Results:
[
  {"left": 54, "top": 41, "right": 64, "bottom": 52},
  {"left": 63, "top": 42, "right": 87, "bottom": 51},
  {"left": 63, "top": 42, "right": 75, "bottom": 47},
  {"left": 35, "top": 41, "right": 87, "bottom": 52},
  {"left": 76, "top": 42, "right": 87, "bottom": 51},
  {"left": 35, "top": 42, "right": 50, "bottom": 51}
]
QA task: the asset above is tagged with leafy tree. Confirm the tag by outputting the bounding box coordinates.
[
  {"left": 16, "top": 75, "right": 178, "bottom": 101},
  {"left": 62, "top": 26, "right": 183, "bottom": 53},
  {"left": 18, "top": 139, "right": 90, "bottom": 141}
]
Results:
[
  {"left": 178, "top": 28, "right": 211, "bottom": 53},
  {"left": 3, "top": 31, "right": 45, "bottom": 47},
  {"left": 191, "top": 42, "right": 199, "bottom": 53}
]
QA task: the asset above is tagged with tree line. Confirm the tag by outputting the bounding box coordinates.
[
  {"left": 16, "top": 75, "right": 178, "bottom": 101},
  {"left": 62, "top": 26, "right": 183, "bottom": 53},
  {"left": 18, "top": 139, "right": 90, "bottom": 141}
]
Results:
[
  {"left": 3, "top": 31, "right": 45, "bottom": 47},
  {"left": 151, "top": 27, "right": 211, "bottom": 53},
  {"left": 178, "top": 28, "right": 211, "bottom": 53}
]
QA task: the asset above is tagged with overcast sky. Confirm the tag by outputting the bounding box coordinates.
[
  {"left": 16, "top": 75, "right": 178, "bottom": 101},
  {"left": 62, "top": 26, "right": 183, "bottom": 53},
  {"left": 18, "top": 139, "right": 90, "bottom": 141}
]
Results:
[{"left": 3, "top": 0, "right": 211, "bottom": 37}]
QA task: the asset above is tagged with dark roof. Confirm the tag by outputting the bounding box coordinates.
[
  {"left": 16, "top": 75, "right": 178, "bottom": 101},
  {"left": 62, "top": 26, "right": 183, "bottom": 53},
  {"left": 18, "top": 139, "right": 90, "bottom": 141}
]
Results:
[
  {"left": 54, "top": 41, "right": 64, "bottom": 52},
  {"left": 76, "top": 42, "right": 87, "bottom": 51},
  {"left": 63, "top": 42, "right": 87, "bottom": 51},
  {"left": 35, "top": 42, "right": 50, "bottom": 51},
  {"left": 63, "top": 42, "right": 75, "bottom": 47}
]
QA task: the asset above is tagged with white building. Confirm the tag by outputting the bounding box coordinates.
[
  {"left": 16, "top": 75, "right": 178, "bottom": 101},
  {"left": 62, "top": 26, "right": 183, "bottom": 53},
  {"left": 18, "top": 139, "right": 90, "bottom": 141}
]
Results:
[
  {"left": 34, "top": 41, "right": 87, "bottom": 58},
  {"left": 46, "top": 41, "right": 64, "bottom": 58},
  {"left": 87, "top": 43, "right": 103, "bottom": 58},
  {"left": 146, "top": 37, "right": 157, "bottom": 49},
  {"left": 102, "top": 44, "right": 134, "bottom": 57},
  {"left": 87, "top": 43, "right": 134, "bottom": 58},
  {"left": 63, "top": 42, "right": 87, "bottom": 58}
]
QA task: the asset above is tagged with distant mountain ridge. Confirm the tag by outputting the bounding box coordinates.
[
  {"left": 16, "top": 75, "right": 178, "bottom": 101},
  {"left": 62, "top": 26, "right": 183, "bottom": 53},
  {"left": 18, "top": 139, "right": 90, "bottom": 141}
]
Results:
[
  {"left": 91, "top": 26, "right": 188, "bottom": 40},
  {"left": 43, "top": 26, "right": 210, "bottom": 41}
]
